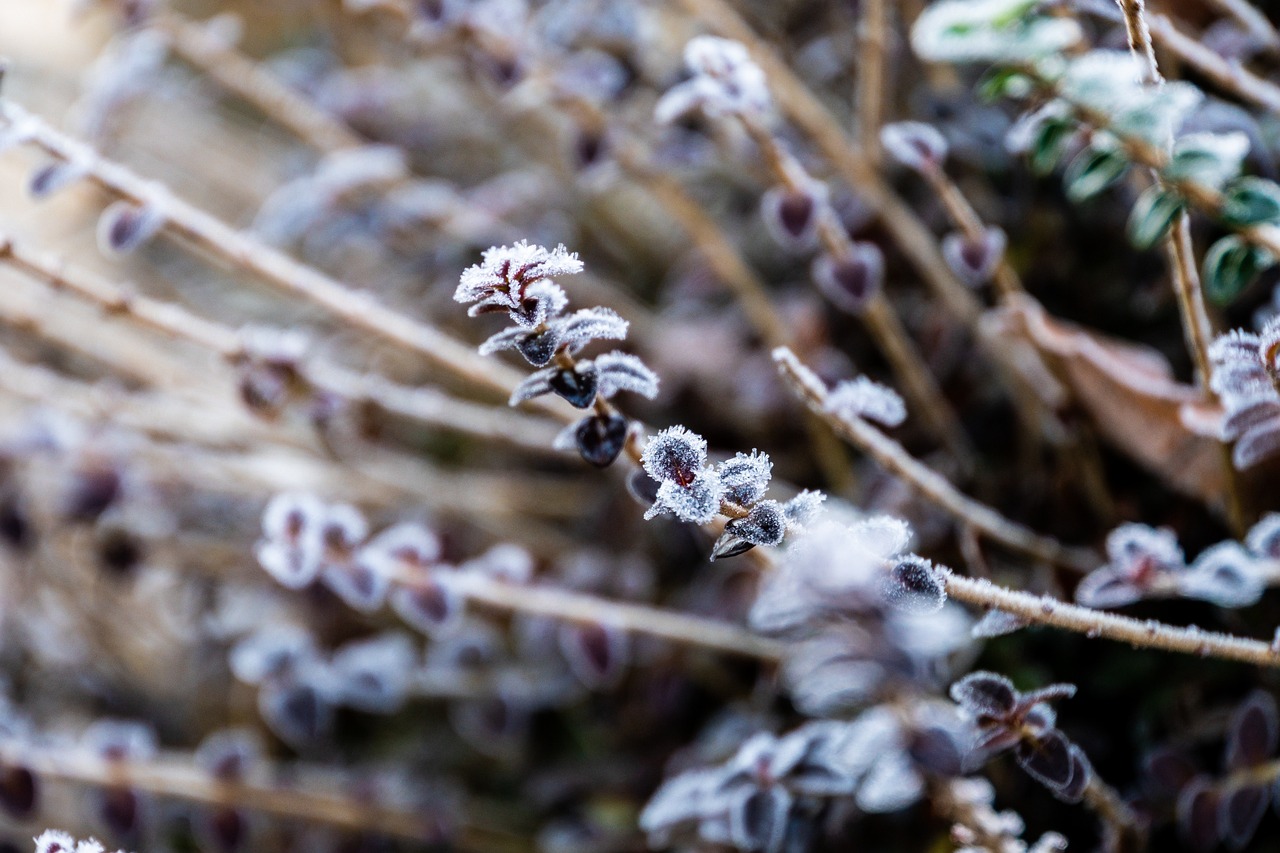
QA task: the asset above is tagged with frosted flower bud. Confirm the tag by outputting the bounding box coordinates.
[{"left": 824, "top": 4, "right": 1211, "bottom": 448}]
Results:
[
  {"left": 330, "top": 632, "right": 417, "bottom": 713},
  {"left": 646, "top": 470, "right": 725, "bottom": 525},
  {"left": 761, "top": 183, "right": 822, "bottom": 249},
  {"left": 880, "top": 121, "right": 949, "bottom": 173},
  {"left": 96, "top": 201, "right": 164, "bottom": 256},
  {"left": 455, "top": 241, "right": 581, "bottom": 328},
  {"left": 813, "top": 243, "right": 884, "bottom": 315}
]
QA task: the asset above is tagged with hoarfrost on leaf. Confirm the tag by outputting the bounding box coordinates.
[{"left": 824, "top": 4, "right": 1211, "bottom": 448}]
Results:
[
  {"left": 825, "top": 376, "right": 907, "bottom": 427},
  {"left": 594, "top": 351, "right": 659, "bottom": 399},
  {"left": 654, "top": 36, "right": 771, "bottom": 124},
  {"left": 910, "top": 0, "right": 1083, "bottom": 63},
  {"left": 715, "top": 450, "right": 773, "bottom": 506}
]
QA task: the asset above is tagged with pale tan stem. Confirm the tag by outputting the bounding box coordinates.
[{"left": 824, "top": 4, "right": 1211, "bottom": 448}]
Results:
[{"left": 856, "top": 0, "right": 889, "bottom": 159}]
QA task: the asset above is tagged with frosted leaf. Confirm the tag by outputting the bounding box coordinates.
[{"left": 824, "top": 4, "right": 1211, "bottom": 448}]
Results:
[
  {"left": 330, "top": 632, "right": 416, "bottom": 713},
  {"left": 1166, "top": 132, "right": 1251, "bottom": 191},
  {"left": 455, "top": 241, "right": 583, "bottom": 305},
  {"left": 594, "top": 351, "right": 659, "bottom": 399},
  {"left": 761, "top": 183, "right": 821, "bottom": 248},
  {"left": 319, "top": 503, "right": 368, "bottom": 555},
  {"left": 508, "top": 367, "right": 556, "bottom": 406},
  {"left": 911, "top": 0, "right": 1082, "bottom": 63},
  {"left": 567, "top": 413, "right": 630, "bottom": 467},
  {"left": 320, "top": 558, "right": 390, "bottom": 613},
  {"left": 781, "top": 489, "right": 826, "bottom": 529},
  {"left": 1246, "top": 513, "right": 1280, "bottom": 559},
  {"left": 194, "top": 728, "right": 262, "bottom": 781},
  {"left": 1111, "top": 82, "right": 1203, "bottom": 148},
  {"left": 1106, "top": 523, "right": 1185, "bottom": 571},
  {"left": 478, "top": 324, "right": 548, "bottom": 360},
  {"left": 855, "top": 750, "right": 924, "bottom": 813},
  {"left": 547, "top": 362, "right": 599, "bottom": 408},
  {"left": 729, "top": 500, "right": 786, "bottom": 547},
  {"left": 972, "top": 608, "right": 1030, "bottom": 638},
  {"left": 1074, "top": 567, "right": 1144, "bottom": 609},
  {"left": 390, "top": 574, "right": 465, "bottom": 637},
  {"left": 851, "top": 516, "right": 912, "bottom": 561},
  {"left": 28, "top": 159, "right": 87, "bottom": 200},
  {"left": 880, "top": 121, "right": 948, "bottom": 173},
  {"left": 34, "top": 832, "right": 80, "bottom": 853},
  {"left": 555, "top": 307, "right": 629, "bottom": 354},
  {"left": 255, "top": 538, "right": 321, "bottom": 589},
  {"left": 258, "top": 663, "right": 335, "bottom": 746},
  {"left": 655, "top": 36, "right": 770, "bottom": 124},
  {"left": 83, "top": 719, "right": 157, "bottom": 761},
  {"left": 359, "top": 522, "right": 442, "bottom": 575},
  {"left": 813, "top": 244, "right": 884, "bottom": 315},
  {"left": 641, "top": 425, "right": 708, "bottom": 484},
  {"left": 1059, "top": 51, "right": 1148, "bottom": 117},
  {"left": 883, "top": 556, "right": 946, "bottom": 613},
  {"left": 727, "top": 785, "right": 791, "bottom": 853},
  {"left": 950, "top": 671, "right": 1017, "bottom": 716},
  {"left": 639, "top": 768, "right": 728, "bottom": 838},
  {"left": 470, "top": 543, "right": 535, "bottom": 584},
  {"left": 825, "top": 376, "right": 907, "bottom": 427},
  {"left": 1178, "top": 542, "right": 1264, "bottom": 607},
  {"left": 96, "top": 201, "right": 164, "bottom": 256},
  {"left": 262, "top": 491, "right": 326, "bottom": 544},
  {"left": 716, "top": 451, "right": 773, "bottom": 506},
  {"left": 645, "top": 470, "right": 725, "bottom": 524},
  {"left": 229, "top": 625, "right": 316, "bottom": 685},
  {"left": 1226, "top": 691, "right": 1279, "bottom": 769},
  {"left": 830, "top": 706, "right": 904, "bottom": 777},
  {"left": 942, "top": 227, "right": 1007, "bottom": 287},
  {"left": 1015, "top": 730, "right": 1076, "bottom": 792}
]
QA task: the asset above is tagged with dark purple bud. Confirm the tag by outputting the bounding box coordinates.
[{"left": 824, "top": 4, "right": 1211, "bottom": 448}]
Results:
[
  {"left": 1177, "top": 777, "right": 1221, "bottom": 853},
  {"left": 950, "top": 671, "right": 1017, "bottom": 717},
  {"left": 1226, "top": 691, "right": 1278, "bottom": 769},
  {"left": 1015, "top": 730, "right": 1075, "bottom": 791},
  {"left": 549, "top": 363, "right": 599, "bottom": 408},
  {"left": 574, "top": 129, "right": 607, "bottom": 170},
  {"left": 574, "top": 414, "right": 628, "bottom": 467},
  {"left": 97, "top": 528, "right": 143, "bottom": 577},
  {"left": 762, "top": 185, "right": 818, "bottom": 248},
  {"left": 0, "top": 763, "right": 37, "bottom": 818},
  {"left": 1142, "top": 748, "right": 1198, "bottom": 801},
  {"left": 99, "top": 786, "right": 140, "bottom": 837},
  {"left": 728, "top": 785, "right": 791, "bottom": 853},
  {"left": 727, "top": 501, "right": 786, "bottom": 547},
  {"left": 813, "top": 243, "right": 884, "bottom": 315},
  {"left": 97, "top": 201, "right": 164, "bottom": 256},
  {"left": 883, "top": 556, "right": 946, "bottom": 613},
  {"left": 28, "top": 161, "right": 83, "bottom": 199},
  {"left": 65, "top": 466, "right": 122, "bottom": 522},
  {"left": 941, "top": 227, "right": 1006, "bottom": 287},
  {"left": 559, "top": 621, "right": 628, "bottom": 689},
  {"left": 1219, "top": 784, "right": 1267, "bottom": 850},
  {"left": 260, "top": 680, "right": 331, "bottom": 747},
  {"left": 391, "top": 580, "right": 462, "bottom": 636},
  {"left": 515, "top": 328, "right": 561, "bottom": 367},
  {"left": 202, "top": 808, "right": 247, "bottom": 853}
]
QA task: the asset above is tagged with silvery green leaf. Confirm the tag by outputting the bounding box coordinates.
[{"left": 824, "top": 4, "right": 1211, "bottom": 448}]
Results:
[
  {"left": 1222, "top": 177, "right": 1280, "bottom": 227},
  {"left": 1064, "top": 139, "right": 1129, "bottom": 202},
  {"left": 1203, "top": 235, "right": 1271, "bottom": 304},
  {"left": 1111, "top": 82, "right": 1203, "bottom": 147},
  {"left": 1165, "top": 132, "right": 1251, "bottom": 192},
  {"left": 911, "top": 0, "right": 1082, "bottom": 63},
  {"left": 1127, "top": 186, "right": 1184, "bottom": 250}
]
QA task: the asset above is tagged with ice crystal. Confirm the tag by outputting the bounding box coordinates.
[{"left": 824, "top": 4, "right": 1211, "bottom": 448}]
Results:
[
  {"left": 455, "top": 241, "right": 581, "bottom": 328},
  {"left": 594, "top": 351, "right": 660, "bottom": 399},
  {"left": 1211, "top": 326, "right": 1280, "bottom": 469},
  {"left": 715, "top": 450, "right": 773, "bottom": 506},
  {"left": 641, "top": 426, "right": 707, "bottom": 485},
  {"left": 880, "top": 121, "right": 949, "bottom": 173}
]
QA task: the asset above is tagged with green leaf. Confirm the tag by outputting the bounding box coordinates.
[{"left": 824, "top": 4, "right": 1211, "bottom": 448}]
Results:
[
  {"left": 1221, "top": 177, "right": 1280, "bottom": 227},
  {"left": 978, "top": 68, "right": 1032, "bottom": 102},
  {"left": 1202, "top": 235, "right": 1272, "bottom": 304},
  {"left": 1064, "top": 144, "right": 1129, "bottom": 202},
  {"left": 1126, "top": 186, "right": 1184, "bottom": 250},
  {"left": 1028, "top": 118, "right": 1074, "bottom": 175}
]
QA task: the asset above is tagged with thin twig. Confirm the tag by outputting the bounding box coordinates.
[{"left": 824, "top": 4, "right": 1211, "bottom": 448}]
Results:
[
  {"left": 856, "top": 0, "right": 889, "bottom": 160},
  {"left": 774, "top": 346, "right": 1097, "bottom": 572},
  {"left": 0, "top": 101, "right": 537, "bottom": 410},
  {"left": 3, "top": 743, "right": 517, "bottom": 850},
  {"left": 1201, "top": 0, "right": 1280, "bottom": 55},
  {"left": 0, "top": 233, "right": 565, "bottom": 454},
  {"left": 1146, "top": 12, "right": 1280, "bottom": 115}
]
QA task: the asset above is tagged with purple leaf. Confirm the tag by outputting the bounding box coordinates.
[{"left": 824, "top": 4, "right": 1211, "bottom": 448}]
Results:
[
  {"left": 1226, "top": 690, "right": 1279, "bottom": 769},
  {"left": 1177, "top": 777, "right": 1221, "bottom": 853},
  {"left": 812, "top": 243, "right": 884, "bottom": 315},
  {"left": 941, "top": 227, "right": 1006, "bottom": 287},
  {"left": 728, "top": 785, "right": 791, "bottom": 853},
  {"left": 548, "top": 362, "right": 599, "bottom": 408},
  {"left": 1015, "top": 730, "right": 1075, "bottom": 791},
  {"left": 1219, "top": 783, "right": 1268, "bottom": 850},
  {"left": 570, "top": 413, "right": 629, "bottom": 467},
  {"left": 761, "top": 185, "right": 819, "bottom": 248},
  {"left": 883, "top": 556, "right": 946, "bottom": 614}
]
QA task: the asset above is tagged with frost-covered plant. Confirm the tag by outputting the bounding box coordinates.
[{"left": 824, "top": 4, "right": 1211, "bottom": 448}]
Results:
[
  {"left": 1075, "top": 522, "right": 1266, "bottom": 609},
  {"left": 1209, "top": 323, "right": 1280, "bottom": 469},
  {"left": 951, "top": 672, "right": 1092, "bottom": 803}
]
